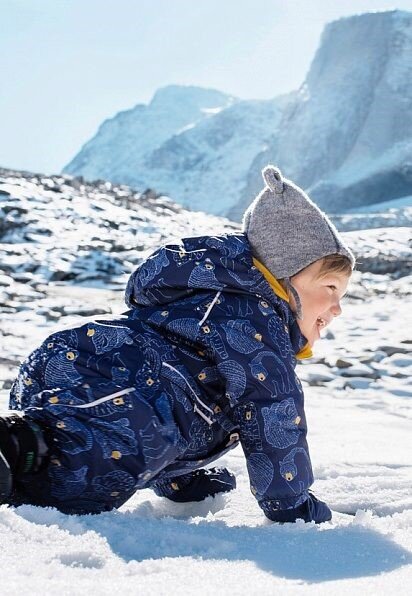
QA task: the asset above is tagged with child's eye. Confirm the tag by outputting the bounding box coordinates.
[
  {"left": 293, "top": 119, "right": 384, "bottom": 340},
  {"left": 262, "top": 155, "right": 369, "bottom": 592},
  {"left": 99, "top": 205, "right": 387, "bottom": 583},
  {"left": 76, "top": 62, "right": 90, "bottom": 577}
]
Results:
[{"left": 327, "top": 285, "right": 337, "bottom": 291}]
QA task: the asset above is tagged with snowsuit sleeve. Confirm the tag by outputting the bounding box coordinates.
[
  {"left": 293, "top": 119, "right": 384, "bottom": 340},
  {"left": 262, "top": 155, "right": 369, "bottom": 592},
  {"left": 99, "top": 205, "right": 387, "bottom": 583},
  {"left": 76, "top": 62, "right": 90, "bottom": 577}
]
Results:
[{"left": 231, "top": 313, "right": 314, "bottom": 519}]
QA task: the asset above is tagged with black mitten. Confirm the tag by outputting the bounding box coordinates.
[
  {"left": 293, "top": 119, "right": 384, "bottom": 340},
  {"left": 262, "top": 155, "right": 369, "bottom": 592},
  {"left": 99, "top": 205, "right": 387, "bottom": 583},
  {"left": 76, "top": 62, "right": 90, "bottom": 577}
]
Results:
[
  {"left": 152, "top": 467, "right": 236, "bottom": 502},
  {"left": 260, "top": 492, "right": 332, "bottom": 523}
]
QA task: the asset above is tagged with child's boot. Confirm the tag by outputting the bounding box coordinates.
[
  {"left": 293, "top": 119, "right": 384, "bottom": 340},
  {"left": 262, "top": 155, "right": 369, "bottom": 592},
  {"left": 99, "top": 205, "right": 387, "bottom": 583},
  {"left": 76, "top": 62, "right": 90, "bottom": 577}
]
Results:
[{"left": 0, "top": 415, "right": 49, "bottom": 503}]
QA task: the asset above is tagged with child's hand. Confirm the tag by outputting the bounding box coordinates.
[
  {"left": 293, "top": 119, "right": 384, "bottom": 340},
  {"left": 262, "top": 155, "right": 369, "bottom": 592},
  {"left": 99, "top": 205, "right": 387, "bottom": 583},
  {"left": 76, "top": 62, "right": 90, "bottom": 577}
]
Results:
[
  {"left": 151, "top": 467, "right": 236, "bottom": 502},
  {"left": 261, "top": 492, "right": 332, "bottom": 523},
  {"left": 305, "top": 492, "right": 332, "bottom": 523}
]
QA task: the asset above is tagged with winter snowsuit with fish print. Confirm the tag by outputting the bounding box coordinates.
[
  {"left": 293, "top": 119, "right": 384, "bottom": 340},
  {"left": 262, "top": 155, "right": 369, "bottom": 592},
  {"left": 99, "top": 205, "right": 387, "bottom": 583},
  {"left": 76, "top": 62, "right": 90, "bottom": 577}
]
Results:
[{"left": 9, "top": 234, "right": 316, "bottom": 518}]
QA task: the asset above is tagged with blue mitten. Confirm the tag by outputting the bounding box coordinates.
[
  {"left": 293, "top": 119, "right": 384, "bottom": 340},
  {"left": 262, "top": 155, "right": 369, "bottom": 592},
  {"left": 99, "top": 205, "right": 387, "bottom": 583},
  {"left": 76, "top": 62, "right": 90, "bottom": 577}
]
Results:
[
  {"left": 260, "top": 492, "right": 332, "bottom": 523},
  {"left": 151, "top": 467, "right": 236, "bottom": 502},
  {"left": 305, "top": 492, "right": 332, "bottom": 523}
]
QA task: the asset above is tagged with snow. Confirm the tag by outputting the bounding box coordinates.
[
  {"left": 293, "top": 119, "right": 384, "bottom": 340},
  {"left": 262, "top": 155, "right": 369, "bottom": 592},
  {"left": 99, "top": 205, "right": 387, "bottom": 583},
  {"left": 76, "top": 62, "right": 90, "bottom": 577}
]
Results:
[
  {"left": 1, "top": 168, "right": 411, "bottom": 593},
  {"left": 1, "top": 298, "right": 412, "bottom": 595}
]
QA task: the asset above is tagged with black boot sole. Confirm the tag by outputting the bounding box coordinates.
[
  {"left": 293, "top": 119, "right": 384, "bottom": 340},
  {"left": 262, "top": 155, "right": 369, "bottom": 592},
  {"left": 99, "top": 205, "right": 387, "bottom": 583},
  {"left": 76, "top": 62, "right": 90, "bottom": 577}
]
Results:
[{"left": 0, "top": 450, "right": 12, "bottom": 503}]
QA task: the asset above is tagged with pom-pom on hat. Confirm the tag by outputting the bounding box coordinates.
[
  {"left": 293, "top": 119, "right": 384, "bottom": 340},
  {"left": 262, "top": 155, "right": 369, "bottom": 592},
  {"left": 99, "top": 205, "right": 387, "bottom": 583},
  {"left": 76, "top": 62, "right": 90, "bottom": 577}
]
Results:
[{"left": 243, "top": 165, "right": 355, "bottom": 280}]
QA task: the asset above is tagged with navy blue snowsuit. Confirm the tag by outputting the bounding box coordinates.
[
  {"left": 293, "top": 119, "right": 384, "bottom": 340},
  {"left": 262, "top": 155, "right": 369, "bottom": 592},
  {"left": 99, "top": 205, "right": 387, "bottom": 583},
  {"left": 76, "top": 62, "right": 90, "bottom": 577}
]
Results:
[{"left": 9, "top": 234, "right": 315, "bottom": 517}]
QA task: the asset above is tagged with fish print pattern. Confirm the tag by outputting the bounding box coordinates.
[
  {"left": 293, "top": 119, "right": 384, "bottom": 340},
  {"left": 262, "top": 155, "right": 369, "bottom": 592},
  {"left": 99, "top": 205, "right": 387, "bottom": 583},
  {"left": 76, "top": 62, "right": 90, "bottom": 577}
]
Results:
[
  {"left": 44, "top": 349, "right": 83, "bottom": 388},
  {"left": 137, "top": 248, "right": 170, "bottom": 287},
  {"left": 188, "top": 258, "right": 223, "bottom": 289},
  {"left": 92, "top": 418, "right": 139, "bottom": 459},
  {"left": 49, "top": 465, "right": 89, "bottom": 500},
  {"left": 139, "top": 419, "right": 171, "bottom": 465},
  {"left": 262, "top": 397, "right": 301, "bottom": 449},
  {"left": 221, "top": 319, "right": 263, "bottom": 354},
  {"left": 279, "top": 447, "right": 313, "bottom": 496},
  {"left": 249, "top": 351, "right": 294, "bottom": 397},
  {"left": 91, "top": 470, "right": 136, "bottom": 497},
  {"left": 236, "top": 402, "right": 263, "bottom": 451},
  {"left": 247, "top": 452, "right": 274, "bottom": 497},
  {"left": 86, "top": 323, "right": 134, "bottom": 355}
]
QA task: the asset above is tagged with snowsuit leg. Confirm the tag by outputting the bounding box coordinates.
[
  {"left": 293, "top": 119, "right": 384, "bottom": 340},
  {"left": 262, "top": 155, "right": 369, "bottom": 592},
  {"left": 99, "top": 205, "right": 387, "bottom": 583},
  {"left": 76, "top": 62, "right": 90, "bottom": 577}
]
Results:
[{"left": 8, "top": 331, "right": 183, "bottom": 514}]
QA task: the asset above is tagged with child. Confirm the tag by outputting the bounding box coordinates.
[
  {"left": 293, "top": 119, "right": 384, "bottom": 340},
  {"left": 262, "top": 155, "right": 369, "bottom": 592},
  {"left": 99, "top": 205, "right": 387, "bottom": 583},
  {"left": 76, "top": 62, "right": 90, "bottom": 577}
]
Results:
[{"left": 0, "top": 166, "right": 354, "bottom": 522}]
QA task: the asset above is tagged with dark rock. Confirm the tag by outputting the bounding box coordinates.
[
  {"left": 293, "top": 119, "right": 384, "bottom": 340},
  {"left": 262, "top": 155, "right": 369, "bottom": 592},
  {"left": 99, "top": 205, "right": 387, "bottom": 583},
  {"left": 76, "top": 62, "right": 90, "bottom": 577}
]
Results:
[
  {"left": 377, "top": 345, "right": 411, "bottom": 356},
  {"left": 339, "top": 365, "right": 380, "bottom": 379},
  {"left": 50, "top": 270, "right": 78, "bottom": 282},
  {"left": 335, "top": 358, "right": 353, "bottom": 369}
]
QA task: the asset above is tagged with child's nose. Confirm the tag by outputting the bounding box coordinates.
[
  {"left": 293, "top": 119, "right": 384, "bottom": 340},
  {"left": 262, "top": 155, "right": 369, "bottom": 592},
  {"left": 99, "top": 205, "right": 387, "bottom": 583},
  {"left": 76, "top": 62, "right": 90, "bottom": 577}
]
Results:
[{"left": 331, "top": 300, "right": 342, "bottom": 317}]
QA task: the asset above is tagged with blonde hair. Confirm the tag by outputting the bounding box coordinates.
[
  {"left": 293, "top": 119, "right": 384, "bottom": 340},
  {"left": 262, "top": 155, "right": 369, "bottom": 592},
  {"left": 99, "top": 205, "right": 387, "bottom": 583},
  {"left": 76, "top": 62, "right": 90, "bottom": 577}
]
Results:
[{"left": 317, "top": 254, "right": 353, "bottom": 279}]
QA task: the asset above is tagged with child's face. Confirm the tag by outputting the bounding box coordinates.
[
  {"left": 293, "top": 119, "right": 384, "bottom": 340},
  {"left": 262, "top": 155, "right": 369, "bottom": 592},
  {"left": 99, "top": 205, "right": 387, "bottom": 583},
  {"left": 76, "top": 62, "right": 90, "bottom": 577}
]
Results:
[{"left": 290, "top": 260, "right": 350, "bottom": 347}]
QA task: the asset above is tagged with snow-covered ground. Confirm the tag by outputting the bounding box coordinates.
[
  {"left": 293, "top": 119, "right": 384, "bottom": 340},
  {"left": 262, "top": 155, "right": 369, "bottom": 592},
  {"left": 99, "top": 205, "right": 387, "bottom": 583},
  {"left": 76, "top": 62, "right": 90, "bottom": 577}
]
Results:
[
  {"left": 0, "top": 169, "right": 411, "bottom": 594},
  {"left": 0, "top": 286, "right": 411, "bottom": 594}
]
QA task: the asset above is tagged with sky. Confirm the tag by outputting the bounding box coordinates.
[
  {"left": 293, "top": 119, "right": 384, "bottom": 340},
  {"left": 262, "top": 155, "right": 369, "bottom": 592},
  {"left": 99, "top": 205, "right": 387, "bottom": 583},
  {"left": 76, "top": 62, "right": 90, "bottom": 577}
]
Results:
[{"left": 1, "top": 0, "right": 411, "bottom": 174}]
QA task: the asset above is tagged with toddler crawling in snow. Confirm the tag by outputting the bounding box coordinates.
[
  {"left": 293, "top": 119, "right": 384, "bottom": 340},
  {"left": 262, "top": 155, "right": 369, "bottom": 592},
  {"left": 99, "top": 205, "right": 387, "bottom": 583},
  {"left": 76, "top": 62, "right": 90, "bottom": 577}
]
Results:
[{"left": 0, "top": 166, "right": 354, "bottom": 522}]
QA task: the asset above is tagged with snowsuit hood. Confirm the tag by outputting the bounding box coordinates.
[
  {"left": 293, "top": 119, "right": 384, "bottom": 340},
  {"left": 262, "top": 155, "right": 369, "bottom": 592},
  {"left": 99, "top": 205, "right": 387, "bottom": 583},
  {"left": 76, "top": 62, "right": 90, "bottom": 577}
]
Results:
[
  {"left": 126, "top": 234, "right": 265, "bottom": 307},
  {"left": 125, "top": 234, "right": 310, "bottom": 358}
]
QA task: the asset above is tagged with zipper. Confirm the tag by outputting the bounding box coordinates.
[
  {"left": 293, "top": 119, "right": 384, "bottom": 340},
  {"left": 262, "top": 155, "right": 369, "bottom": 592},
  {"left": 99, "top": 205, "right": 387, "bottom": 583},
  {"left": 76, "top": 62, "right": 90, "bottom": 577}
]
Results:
[
  {"left": 50, "top": 386, "right": 136, "bottom": 409},
  {"left": 162, "top": 361, "right": 214, "bottom": 425},
  {"left": 198, "top": 291, "right": 221, "bottom": 326}
]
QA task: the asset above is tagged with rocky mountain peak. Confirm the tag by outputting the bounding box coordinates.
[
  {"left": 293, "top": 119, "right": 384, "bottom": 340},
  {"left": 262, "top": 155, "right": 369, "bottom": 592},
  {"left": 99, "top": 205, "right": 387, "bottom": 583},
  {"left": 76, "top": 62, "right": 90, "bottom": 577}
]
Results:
[{"left": 64, "top": 10, "right": 412, "bottom": 219}]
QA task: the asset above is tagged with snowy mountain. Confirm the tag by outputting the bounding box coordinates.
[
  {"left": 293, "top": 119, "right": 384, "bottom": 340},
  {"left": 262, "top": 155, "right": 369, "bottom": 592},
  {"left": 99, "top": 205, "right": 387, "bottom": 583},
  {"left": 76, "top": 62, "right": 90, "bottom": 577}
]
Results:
[
  {"left": 1, "top": 166, "right": 411, "bottom": 593},
  {"left": 241, "top": 10, "right": 412, "bottom": 217},
  {"left": 64, "top": 10, "right": 412, "bottom": 222},
  {"left": 64, "top": 85, "right": 289, "bottom": 217},
  {"left": 64, "top": 85, "right": 237, "bottom": 194}
]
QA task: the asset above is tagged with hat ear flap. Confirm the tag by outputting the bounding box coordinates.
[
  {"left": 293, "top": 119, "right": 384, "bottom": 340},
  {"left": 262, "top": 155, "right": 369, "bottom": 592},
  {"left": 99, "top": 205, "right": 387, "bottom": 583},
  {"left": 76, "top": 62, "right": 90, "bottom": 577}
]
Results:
[{"left": 262, "top": 165, "right": 283, "bottom": 194}]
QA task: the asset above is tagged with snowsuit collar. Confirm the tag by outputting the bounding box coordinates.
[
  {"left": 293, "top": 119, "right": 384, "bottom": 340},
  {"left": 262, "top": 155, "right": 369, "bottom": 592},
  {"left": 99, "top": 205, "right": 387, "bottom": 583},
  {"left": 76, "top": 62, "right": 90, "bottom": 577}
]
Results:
[{"left": 252, "top": 258, "right": 313, "bottom": 360}]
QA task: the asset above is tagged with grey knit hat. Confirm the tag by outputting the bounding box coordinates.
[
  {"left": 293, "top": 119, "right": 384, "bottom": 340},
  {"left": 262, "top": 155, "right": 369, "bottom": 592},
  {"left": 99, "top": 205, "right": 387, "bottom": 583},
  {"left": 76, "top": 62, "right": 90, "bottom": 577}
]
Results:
[{"left": 243, "top": 165, "right": 355, "bottom": 317}]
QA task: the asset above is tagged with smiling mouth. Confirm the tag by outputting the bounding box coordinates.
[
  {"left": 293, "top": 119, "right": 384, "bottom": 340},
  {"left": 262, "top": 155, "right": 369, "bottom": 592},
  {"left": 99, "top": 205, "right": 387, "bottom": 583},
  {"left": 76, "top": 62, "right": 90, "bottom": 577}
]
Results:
[{"left": 317, "top": 317, "right": 327, "bottom": 328}]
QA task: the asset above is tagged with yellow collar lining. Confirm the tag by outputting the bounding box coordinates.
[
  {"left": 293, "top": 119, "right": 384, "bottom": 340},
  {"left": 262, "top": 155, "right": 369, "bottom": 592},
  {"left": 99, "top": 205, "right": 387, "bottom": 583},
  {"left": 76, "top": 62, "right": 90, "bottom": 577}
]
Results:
[{"left": 253, "top": 258, "right": 313, "bottom": 360}]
